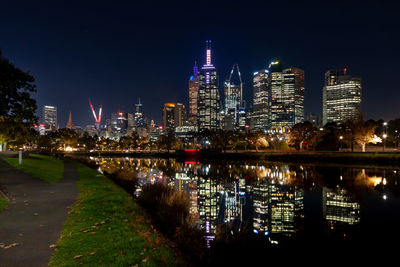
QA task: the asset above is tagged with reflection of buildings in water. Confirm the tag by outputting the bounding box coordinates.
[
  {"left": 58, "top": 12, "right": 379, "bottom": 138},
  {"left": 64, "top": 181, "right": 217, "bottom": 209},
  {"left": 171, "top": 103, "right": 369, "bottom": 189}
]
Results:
[
  {"left": 323, "top": 187, "right": 360, "bottom": 229},
  {"left": 197, "top": 176, "right": 221, "bottom": 243},
  {"left": 270, "top": 184, "right": 304, "bottom": 235},
  {"left": 175, "top": 172, "right": 198, "bottom": 218},
  {"left": 253, "top": 182, "right": 269, "bottom": 234},
  {"left": 252, "top": 167, "right": 304, "bottom": 238},
  {"left": 221, "top": 178, "right": 246, "bottom": 224}
]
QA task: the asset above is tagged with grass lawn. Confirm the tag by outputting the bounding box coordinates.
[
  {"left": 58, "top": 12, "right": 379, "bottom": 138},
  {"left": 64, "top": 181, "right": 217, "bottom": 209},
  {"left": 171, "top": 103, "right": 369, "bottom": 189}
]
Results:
[
  {"left": 0, "top": 196, "right": 8, "bottom": 211},
  {"left": 49, "top": 163, "right": 185, "bottom": 267},
  {"left": 3, "top": 154, "right": 64, "bottom": 184}
]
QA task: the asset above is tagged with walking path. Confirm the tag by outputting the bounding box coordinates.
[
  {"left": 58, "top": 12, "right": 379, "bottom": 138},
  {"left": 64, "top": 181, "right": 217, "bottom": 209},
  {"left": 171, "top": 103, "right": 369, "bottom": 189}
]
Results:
[{"left": 0, "top": 159, "right": 78, "bottom": 267}]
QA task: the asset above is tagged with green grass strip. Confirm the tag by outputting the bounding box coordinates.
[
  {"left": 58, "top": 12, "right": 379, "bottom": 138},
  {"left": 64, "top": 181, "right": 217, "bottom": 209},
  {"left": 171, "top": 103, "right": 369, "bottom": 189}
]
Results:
[
  {"left": 3, "top": 154, "right": 64, "bottom": 184},
  {"left": 49, "top": 163, "right": 185, "bottom": 267},
  {"left": 0, "top": 196, "right": 8, "bottom": 211}
]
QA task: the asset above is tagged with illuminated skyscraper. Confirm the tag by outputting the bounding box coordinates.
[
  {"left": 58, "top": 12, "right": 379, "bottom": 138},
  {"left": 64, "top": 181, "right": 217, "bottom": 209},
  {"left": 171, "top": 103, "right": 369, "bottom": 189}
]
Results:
[
  {"left": 163, "top": 103, "right": 187, "bottom": 132},
  {"left": 198, "top": 40, "right": 221, "bottom": 130},
  {"left": 43, "top": 105, "right": 57, "bottom": 129},
  {"left": 224, "top": 64, "right": 245, "bottom": 130},
  {"left": 134, "top": 99, "right": 145, "bottom": 127},
  {"left": 188, "top": 62, "right": 200, "bottom": 124},
  {"left": 251, "top": 69, "right": 270, "bottom": 130},
  {"left": 322, "top": 69, "right": 362, "bottom": 125},
  {"left": 111, "top": 112, "right": 128, "bottom": 133},
  {"left": 270, "top": 61, "right": 305, "bottom": 132}
]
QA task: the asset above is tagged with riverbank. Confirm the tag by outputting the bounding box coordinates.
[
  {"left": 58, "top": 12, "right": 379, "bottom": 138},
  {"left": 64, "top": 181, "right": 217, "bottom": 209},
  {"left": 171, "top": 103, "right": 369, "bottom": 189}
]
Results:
[
  {"left": 64, "top": 150, "right": 400, "bottom": 168},
  {"left": 0, "top": 154, "right": 184, "bottom": 266},
  {"left": 49, "top": 162, "right": 184, "bottom": 266}
]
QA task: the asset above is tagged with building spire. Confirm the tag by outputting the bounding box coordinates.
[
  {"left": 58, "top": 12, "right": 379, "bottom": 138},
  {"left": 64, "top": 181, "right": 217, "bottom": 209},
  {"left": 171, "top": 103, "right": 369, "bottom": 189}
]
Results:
[
  {"left": 206, "top": 40, "right": 212, "bottom": 65},
  {"left": 193, "top": 61, "right": 199, "bottom": 76},
  {"left": 66, "top": 112, "right": 74, "bottom": 129}
]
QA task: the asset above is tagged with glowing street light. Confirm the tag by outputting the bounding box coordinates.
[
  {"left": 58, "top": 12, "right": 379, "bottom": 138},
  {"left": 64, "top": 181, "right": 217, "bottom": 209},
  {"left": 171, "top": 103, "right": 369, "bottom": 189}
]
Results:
[{"left": 339, "top": 136, "right": 343, "bottom": 151}]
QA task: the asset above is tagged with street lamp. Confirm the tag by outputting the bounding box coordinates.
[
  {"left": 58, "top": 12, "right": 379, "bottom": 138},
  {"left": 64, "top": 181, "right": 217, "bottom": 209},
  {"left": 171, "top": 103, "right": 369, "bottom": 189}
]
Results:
[
  {"left": 339, "top": 136, "right": 343, "bottom": 151},
  {"left": 382, "top": 122, "right": 388, "bottom": 152},
  {"left": 383, "top": 134, "right": 387, "bottom": 152}
]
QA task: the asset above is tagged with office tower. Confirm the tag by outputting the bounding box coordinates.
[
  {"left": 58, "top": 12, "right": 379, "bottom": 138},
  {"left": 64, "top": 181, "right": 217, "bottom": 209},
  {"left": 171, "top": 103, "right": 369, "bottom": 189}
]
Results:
[
  {"left": 127, "top": 113, "right": 134, "bottom": 134},
  {"left": 284, "top": 67, "right": 305, "bottom": 125},
  {"left": 270, "top": 61, "right": 305, "bottom": 132},
  {"left": 111, "top": 112, "right": 128, "bottom": 133},
  {"left": 322, "top": 69, "right": 362, "bottom": 125},
  {"left": 43, "top": 105, "right": 57, "bottom": 129},
  {"left": 188, "top": 62, "right": 200, "bottom": 124},
  {"left": 252, "top": 69, "right": 270, "bottom": 130},
  {"left": 198, "top": 40, "right": 221, "bottom": 130},
  {"left": 224, "top": 64, "right": 245, "bottom": 130},
  {"left": 134, "top": 99, "right": 145, "bottom": 128},
  {"left": 66, "top": 112, "right": 74, "bottom": 129},
  {"left": 162, "top": 103, "right": 187, "bottom": 131}
]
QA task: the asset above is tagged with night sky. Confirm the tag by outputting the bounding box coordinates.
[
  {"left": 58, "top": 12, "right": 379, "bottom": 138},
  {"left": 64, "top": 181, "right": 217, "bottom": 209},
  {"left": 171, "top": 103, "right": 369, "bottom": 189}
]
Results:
[{"left": 1, "top": 1, "right": 399, "bottom": 127}]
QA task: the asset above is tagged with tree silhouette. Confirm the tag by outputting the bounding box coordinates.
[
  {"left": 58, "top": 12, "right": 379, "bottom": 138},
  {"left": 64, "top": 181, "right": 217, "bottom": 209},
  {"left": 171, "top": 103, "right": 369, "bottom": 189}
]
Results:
[{"left": 0, "top": 50, "right": 37, "bottom": 150}]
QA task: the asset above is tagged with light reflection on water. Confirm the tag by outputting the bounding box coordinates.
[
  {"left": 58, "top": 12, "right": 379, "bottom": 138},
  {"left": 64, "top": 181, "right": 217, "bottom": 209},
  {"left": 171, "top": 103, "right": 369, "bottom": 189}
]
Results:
[{"left": 90, "top": 157, "right": 400, "bottom": 247}]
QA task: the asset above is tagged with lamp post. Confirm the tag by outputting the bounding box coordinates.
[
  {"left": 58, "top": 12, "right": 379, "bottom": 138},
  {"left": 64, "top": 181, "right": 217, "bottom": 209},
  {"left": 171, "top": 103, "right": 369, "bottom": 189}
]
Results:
[
  {"left": 383, "top": 134, "right": 387, "bottom": 152},
  {"left": 383, "top": 122, "right": 388, "bottom": 152},
  {"left": 339, "top": 136, "right": 343, "bottom": 151}
]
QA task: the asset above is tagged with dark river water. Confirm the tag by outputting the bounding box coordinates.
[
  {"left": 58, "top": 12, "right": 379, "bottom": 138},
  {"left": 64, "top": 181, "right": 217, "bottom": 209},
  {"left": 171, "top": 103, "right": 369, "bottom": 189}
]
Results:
[{"left": 89, "top": 156, "right": 400, "bottom": 250}]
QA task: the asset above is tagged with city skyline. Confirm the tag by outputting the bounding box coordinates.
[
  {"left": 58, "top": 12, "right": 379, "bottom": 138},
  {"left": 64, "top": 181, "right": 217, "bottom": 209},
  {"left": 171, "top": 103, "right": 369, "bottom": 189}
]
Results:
[{"left": 1, "top": 1, "right": 399, "bottom": 127}]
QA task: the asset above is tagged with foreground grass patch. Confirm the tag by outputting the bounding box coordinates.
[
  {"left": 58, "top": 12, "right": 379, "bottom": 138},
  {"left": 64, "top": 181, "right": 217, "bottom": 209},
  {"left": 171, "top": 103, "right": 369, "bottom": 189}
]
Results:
[
  {"left": 0, "top": 196, "right": 8, "bottom": 211},
  {"left": 4, "top": 154, "right": 64, "bottom": 184},
  {"left": 49, "top": 163, "right": 184, "bottom": 267}
]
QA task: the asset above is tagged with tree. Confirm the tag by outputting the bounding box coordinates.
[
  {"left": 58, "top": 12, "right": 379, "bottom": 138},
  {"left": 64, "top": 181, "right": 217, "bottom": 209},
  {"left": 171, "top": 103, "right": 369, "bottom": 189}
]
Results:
[
  {"left": 119, "top": 132, "right": 139, "bottom": 150},
  {"left": 210, "top": 130, "right": 233, "bottom": 152},
  {"left": 36, "top": 134, "right": 56, "bottom": 151},
  {"left": 342, "top": 114, "right": 376, "bottom": 152},
  {"left": 354, "top": 121, "right": 376, "bottom": 152},
  {"left": 287, "top": 121, "right": 315, "bottom": 150},
  {"left": 78, "top": 132, "right": 97, "bottom": 150},
  {"left": 53, "top": 128, "right": 80, "bottom": 150},
  {"left": 246, "top": 131, "right": 268, "bottom": 151},
  {"left": 0, "top": 50, "right": 37, "bottom": 150},
  {"left": 156, "top": 131, "right": 177, "bottom": 153}
]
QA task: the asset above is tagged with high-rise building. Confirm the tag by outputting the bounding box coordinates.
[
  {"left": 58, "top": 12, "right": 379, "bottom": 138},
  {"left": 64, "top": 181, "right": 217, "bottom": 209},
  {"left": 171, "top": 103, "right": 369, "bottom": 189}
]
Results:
[
  {"left": 162, "top": 103, "right": 187, "bottom": 132},
  {"left": 322, "top": 69, "right": 362, "bottom": 125},
  {"left": 284, "top": 67, "right": 305, "bottom": 125},
  {"left": 43, "top": 105, "right": 57, "bottom": 129},
  {"left": 188, "top": 62, "right": 200, "bottom": 124},
  {"left": 270, "top": 61, "right": 305, "bottom": 132},
  {"left": 111, "top": 112, "right": 128, "bottom": 133},
  {"left": 134, "top": 99, "right": 145, "bottom": 128},
  {"left": 224, "top": 64, "right": 245, "bottom": 130},
  {"left": 251, "top": 69, "right": 270, "bottom": 130},
  {"left": 198, "top": 40, "right": 221, "bottom": 130}
]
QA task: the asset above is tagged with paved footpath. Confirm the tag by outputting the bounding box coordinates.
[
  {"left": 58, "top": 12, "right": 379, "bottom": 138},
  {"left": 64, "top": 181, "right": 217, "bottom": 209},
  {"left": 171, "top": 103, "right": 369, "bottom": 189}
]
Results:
[{"left": 0, "top": 159, "right": 78, "bottom": 267}]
